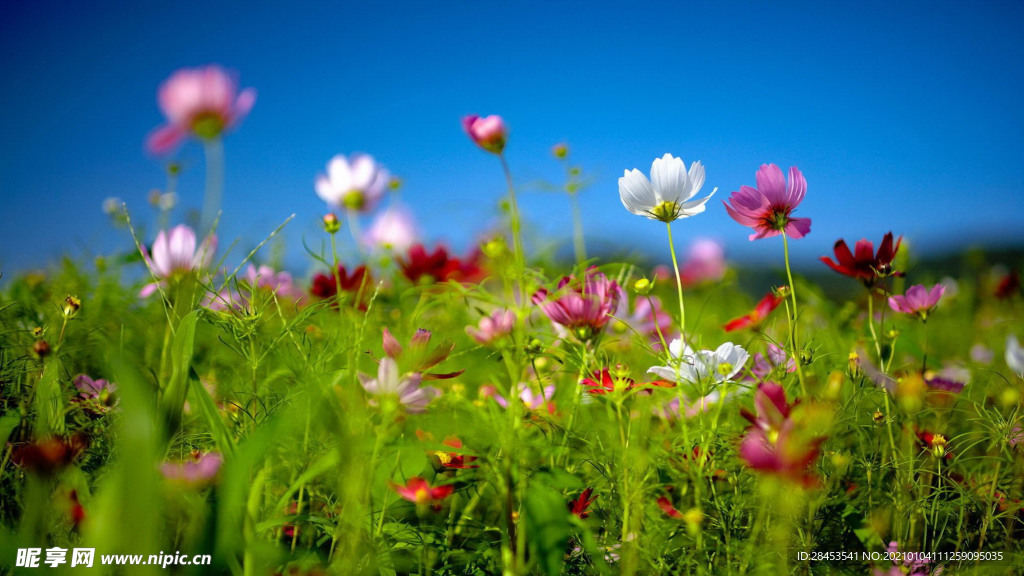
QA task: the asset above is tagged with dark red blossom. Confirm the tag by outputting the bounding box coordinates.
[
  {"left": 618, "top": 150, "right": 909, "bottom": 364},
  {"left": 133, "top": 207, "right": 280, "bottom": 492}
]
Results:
[
  {"left": 820, "top": 232, "right": 902, "bottom": 286},
  {"left": 569, "top": 487, "right": 597, "bottom": 519},
  {"left": 656, "top": 496, "right": 684, "bottom": 519},
  {"left": 399, "top": 244, "right": 483, "bottom": 284},
  {"left": 11, "top": 434, "right": 89, "bottom": 476},
  {"left": 723, "top": 292, "right": 785, "bottom": 332},
  {"left": 310, "top": 264, "right": 370, "bottom": 303}
]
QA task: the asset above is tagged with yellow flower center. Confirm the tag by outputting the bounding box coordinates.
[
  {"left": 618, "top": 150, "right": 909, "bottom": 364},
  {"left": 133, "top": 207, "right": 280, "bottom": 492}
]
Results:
[{"left": 650, "top": 201, "right": 681, "bottom": 223}]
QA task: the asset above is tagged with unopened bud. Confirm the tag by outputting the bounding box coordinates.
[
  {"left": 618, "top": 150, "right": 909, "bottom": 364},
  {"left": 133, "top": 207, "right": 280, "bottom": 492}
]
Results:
[
  {"left": 32, "top": 326, "right": 44, "bottom": 338},
  {"left": 323, "top": 213, "right": 341, "bottom": 235},
  {"left": 847, "top": 352, "right": 861, "bottom": 378},
  {"left": 481, "top": 236, "right": 508, "bottom": 259},
  {"left": 33, "top": 340, "right": 51, "bottom": 358},
  {"left": 389, "top": 176, "right": 403, "bottom": 191},
  {"left": 552, "top": 142, "right": 569, "bottom": 159},
  {"left": 930, "top": 434, "right": 948, "bottom": 458},
  {"left": 633, "top": 278, "right": 653, "bottom": 295},
  {"left": 872, "top": 410, "right": 885, "bottom": 424},
  {"left": 774, "top": 285, "right": 792, "bottom": 299},
  {"left": 798, "top": 348, "right": 813, "bottom": 365}
]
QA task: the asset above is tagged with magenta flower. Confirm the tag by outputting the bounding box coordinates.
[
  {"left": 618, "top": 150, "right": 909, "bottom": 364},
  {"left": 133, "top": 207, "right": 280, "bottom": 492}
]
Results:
[
  {"left": 146, "top": 65, "right": 256, "bottom": 154},
  {"left": 205, "top": 264, "right": 305, "bottom": 310},
  {"left": 466, "top": 309, "right": 516, "bottom": 345},
  {"left": 73, "top": 374, "right": 116, "bottom": 401},
  {"left": 724, "top": 164, "right": 811, "bottom": 241},
  {"left": 161, "top": 452, "right": 223, "bottom": 487},
  {"left": 462, "top": 115, "right": 507, "bottom": 154},
  {"left": 532, "top": 269, "right": 623, "bottom": 340},
  {"left": 888, "top": 284, "right": 945, "bottom": 320},
  {"left": 359, "top": 358, "right": 439, "bottom": 413},
  {"left": 139, "top": 225, "right": 217, "bottom": 297},
  {"left": 679, "top": 238, "right": 727, "bottom": 286},
  {"left": 747, "top": 343, "right": 797, "bottom": 381}
]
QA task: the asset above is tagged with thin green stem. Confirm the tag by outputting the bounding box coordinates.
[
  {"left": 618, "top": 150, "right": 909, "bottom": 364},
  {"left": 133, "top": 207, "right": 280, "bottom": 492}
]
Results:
[
  {"left": 569, "top": 191, "right": 586, "bottom": 266},
  {"left": 498, "top": 154, "right": 526, "bottom": 305},
  {"left": 866, "top": 289, "right": 883, "bottom": 366},
  {"left": 665, "top": 221, "right": 686, "bottom": 336},
  {"left": 781, "top": 232, "right": 807, "bottom": 394},
  {"left": 200, "top": 137, "right": 224, "bottom": 237}
]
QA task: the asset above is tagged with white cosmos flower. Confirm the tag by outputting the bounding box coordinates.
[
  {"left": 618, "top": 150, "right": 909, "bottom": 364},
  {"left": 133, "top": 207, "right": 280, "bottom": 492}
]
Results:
[
  {"left": 619, "top": 154, "right": 716, "bottom": 223},
  {"left": 648, "top": 339, "right": 748, "bottom": 385},
  {"left": 315, "top": 153, "right": 390, "bottom": 213},
  {"left": 1007, "top": 335, "right": 1024, "bottom": 378}
]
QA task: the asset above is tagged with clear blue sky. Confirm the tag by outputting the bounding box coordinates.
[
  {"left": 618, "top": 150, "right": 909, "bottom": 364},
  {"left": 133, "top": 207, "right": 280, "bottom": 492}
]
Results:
[{"left": 2, "top": 0, "right": 1023, "bottom": 276}]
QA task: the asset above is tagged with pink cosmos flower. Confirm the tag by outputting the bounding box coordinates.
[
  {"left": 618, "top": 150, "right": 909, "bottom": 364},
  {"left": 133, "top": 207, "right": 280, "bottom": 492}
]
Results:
[
  {"left": 724, "top": 164, "right": 811, "bottom": 241},
  {"left": 161, "top": 452, "right": 223, "bottom": 486},
  {"left": 747, "top": 343, "right": 797, "bottom": 381},
  {"left": 381, "top": 327, "right": 464, "bottom": 380},
  {"left": 204, "top": 265, "right": 305, "bottom": 310},
  {"left": 358, "top": 358, "right": 439, "bottom": 413},
  {"left": 888, "top": 284, "right": 945, "bottom": 320},
  {"left": 462, "top": 115, "right": 507, "bottom": 154},
  {"left": 73, "top": 374, "right": 116, "bottom": 401},
  {"left": 466, "top": 309, "right": 516, "bottom": 345},
  {"left": 614, "top": 294, "right": 674, "bottom": 346},
  {"left": 315, "top": 154, "right": 390, "bottom": 213},
  {"left": 146, "top": 65, "right": 256, "bottom": 154},
  {"left": 532, "top": 269, "right": 623, "bottom": 340},
  {"left": 679, "top": 238, "right": 727, "bottom": 286},
  {"left": 363, "top": 203, "right": 419, "bottom": 252},
  {"left": 139, "top": 225, "right": 217, "bottom": 297},
  {"left": 482, "top": 383, "right": 556, "bottom": 414}
]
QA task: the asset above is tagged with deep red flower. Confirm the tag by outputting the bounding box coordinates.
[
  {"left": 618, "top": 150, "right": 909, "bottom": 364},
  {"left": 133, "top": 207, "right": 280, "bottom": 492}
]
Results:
[
  {"left": 569, "top": 487, "right": 597, "bottom": 519},
  {"left": 820, "top": 232, "right": 902, "bottom": 286},
  {"left": 723, "top": 292, "right": 784, "bottom": 332},
  {"left": 995, "top": 271, "right": 1021, "bottom": 300},
  {"left": 416, "top": 431, "right": 479, "bottom": 469},
  {"left": 656, "top": 496, "right": 684, "bottom": 519},
  {"left": 310, "top": 264, "right": 370, "bottom": 302},
  {"left": 399, "top": 244, "right": 483, "bottom": 284},
  {"left": 11, "top": 434, "right": 89, "bottom": 476},
  {"left": 580, "top": 368, "right": 635, "bottom": 395}
]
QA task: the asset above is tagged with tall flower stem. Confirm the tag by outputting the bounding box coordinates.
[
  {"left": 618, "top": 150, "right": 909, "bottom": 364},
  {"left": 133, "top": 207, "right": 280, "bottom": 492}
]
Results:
[
  {"left": 781, "top": 232, "right": 806, "bottom": 393},
  {"left": 347, "top": 211, "right": 365, "bottom": 257},
  {"left": 665, "top": 222, "right": 686, "bottom": 337},
  {"left": 200, "top": 137, "right": 224, "bottom": 237},
  {"left": 866, "top": 289, "right": 883, "bottom": 367},
  {"left": 499, "top": 154, "right": 526, "bottom": 300},
  {"left": 569, "top": 190, "right": 586, "bottom": 267}
]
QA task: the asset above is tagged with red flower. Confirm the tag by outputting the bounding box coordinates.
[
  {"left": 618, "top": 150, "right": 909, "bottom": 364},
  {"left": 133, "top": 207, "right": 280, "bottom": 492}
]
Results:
[
  {"left": 390, "top": 477, "right": 455, "bottom": 511},
  {"left": 723, "top": 292, "right": 784, "bottom": 332},
  {"left": 11, "top": 434, "right": 89, "bottom": 476},
  {"left": 417, "top": 431, "right": 479, "bottom": 469},
  {"left": 310, "top": 264, "right": 370, "bottom": 302},
  {"left": 656, "top": 496, "right": 684, "bottom": 519},
  {"left": 568, "top": 487, "right": 597, "bottom": 519},
  {"left": 399, "top": 244, "right": 483, "bottom": 284},
  {"left": 820, "top": 232, "right": 902, "bottom": 286},
  {"left": 580, "top": 367, "right": 636, "bottom": 395}
]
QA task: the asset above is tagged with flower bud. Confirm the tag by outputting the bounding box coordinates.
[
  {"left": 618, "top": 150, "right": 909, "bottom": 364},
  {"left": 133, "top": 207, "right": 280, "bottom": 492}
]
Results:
[
  {"left": 63, "top": 295, "right": 81, "bottom": 318},
  {"left": 552, "top": 142, "right": 569, "bottom": 159},
  {"left": 33, "top": 340, "right": 51, "bottom": 358},
  {"left": 462, "top": 115, "right": 507, "bottom": 154},
  {"left": 872, "top": 410, "right": 885, "bottom": 424},
  {"left": 633, "top": 278, "right": 653, "bottom": 295},
  {"left": 323, "top": 213, "right": 341, "bottom": 235},
  {"left": 388, "top": 176, "right": 403, "bottom": 191},
  {"left": 847, "top": 351, "right": 861, "bottom": 378},
  {"left": 774, "top": 285, "right": 791, "bottom": 299},
  {"left": 32, "top": 326, "right": 44, "bottom": 338}
]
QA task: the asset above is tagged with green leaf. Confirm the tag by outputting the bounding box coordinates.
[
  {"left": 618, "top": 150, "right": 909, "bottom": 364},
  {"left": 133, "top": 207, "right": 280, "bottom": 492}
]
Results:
[
  {"left": 0, "top": 414, "right": 21, "bottom": 446},
  {"left": 524, "top": 480, "right": 570, "bottom": 576},
  {"left": 161, "top": 309, "right": 200, "bottom": 436}
]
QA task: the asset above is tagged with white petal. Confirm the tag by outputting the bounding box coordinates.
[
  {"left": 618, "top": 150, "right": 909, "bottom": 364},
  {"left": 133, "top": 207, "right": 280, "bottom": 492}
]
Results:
[
  {"left": 648, "top": 365, "right": 681, "bottom": 382},
  {"left": 327, "top": 155, "right": 352, "bottom": 189},
  {"left": 315, "top": 175, "right": 340, "bottom": 205},
  {"left": 686, "top": 161, "right": 706, "bottom": 201},
  {"left": 650, "top": 154, "right": 687, "bottom": 203},
  {"left": 618, "top": 169, "right": 656, "bottom": 216},
  {"left": 1007, "top": 335, "right": 1024, "bottom": 377},
  {"left": 677, "top": 188, "right": 717, "bottom": 218}
]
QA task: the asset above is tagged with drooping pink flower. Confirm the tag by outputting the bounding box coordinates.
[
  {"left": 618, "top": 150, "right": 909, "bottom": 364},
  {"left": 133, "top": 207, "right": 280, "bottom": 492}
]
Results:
[
  {"left": 146, "top": 65, "right": 256, "bottom": 154},
  {"left": 139, "top": 225, "right": 217, "bottom": 297},
  {"left": 462, "top": 115, "right": 507, "bottom": 154},
  {"left": 738, "top": 383, "right": 821, "bottom": 485},
  {"left": 390, "top": 477, "right": 454, "bottom": 511},
  {"left": 532, "top": 269, "right": 623, "bottom": 340},
  {"left": 315, "top": 154, "right": 390, "bottom": 213},
  {"left": 888, "top": 284, "right": 945, "bottom": 320},
  {"left": 723, "top": 291, "right": 785, "bottom": 332},
  {"left": 740, "top": 382, "right": 795, "bottom": 438},
  {"left": 381, "top": 327, "right": 463, "bottom": 380},
  {"left": 161, "top": 452, "right": 223, "bottom": 486},
  {"left": 363, "top": 203, "right": 419, "bottom": 252},
  {"left": 724, "top": 164, "right": 811, "bottom": 241},
  {"left": 466, "top": 309, "right": 516, "bottom": 345}
]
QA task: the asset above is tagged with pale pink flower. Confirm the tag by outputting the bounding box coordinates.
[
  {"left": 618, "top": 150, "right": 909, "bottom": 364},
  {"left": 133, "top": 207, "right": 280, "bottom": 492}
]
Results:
[
  {"left": 204, "top": 264, "right": 305, "bottom": 310},
  {"left": 140, "top": 225, "right": 217, "bottom": 297},
  {"left": 315, "top": 154, "right": 390, "bottom": 213},
  {"left": 724, "top": 164, "right": 811, "bottom": 240},
  {"left": 359, "top": 358, "right": 439, "bottom": 413},
  {"left": 363, "top": 203, "right": 419, "bottom": 252},
  {"left": 462, "top": 115, "right": 507, "bottom": 154},
  {"left": 146, "top": 65, "right": 256, "bottom": 154},
  {"left": 161, "top": 452, "right": 223, "bottom": 486},
  {"left": 466, "top": 309, "right": 516, "bottom": 345},
  {"left": 888, "top": 284, "right": 945, "bottom": 320},
  {"left": 679, "top": 238, "right": 727, "bottom": 285},
  {"left": 482, "top": 383, "right": 556, "bottom": 413}
]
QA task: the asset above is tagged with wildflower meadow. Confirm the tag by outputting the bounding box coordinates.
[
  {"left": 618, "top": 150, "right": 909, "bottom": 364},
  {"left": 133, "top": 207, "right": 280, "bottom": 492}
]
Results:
[{"left": 2, "top": 64, "right": 1024, "bottom": 576}]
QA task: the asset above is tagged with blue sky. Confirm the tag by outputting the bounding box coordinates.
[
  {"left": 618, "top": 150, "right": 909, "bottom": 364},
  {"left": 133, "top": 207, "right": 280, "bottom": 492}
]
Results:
[{"left": 2, "top": 0, "right": 1023, "bottom": 277}]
